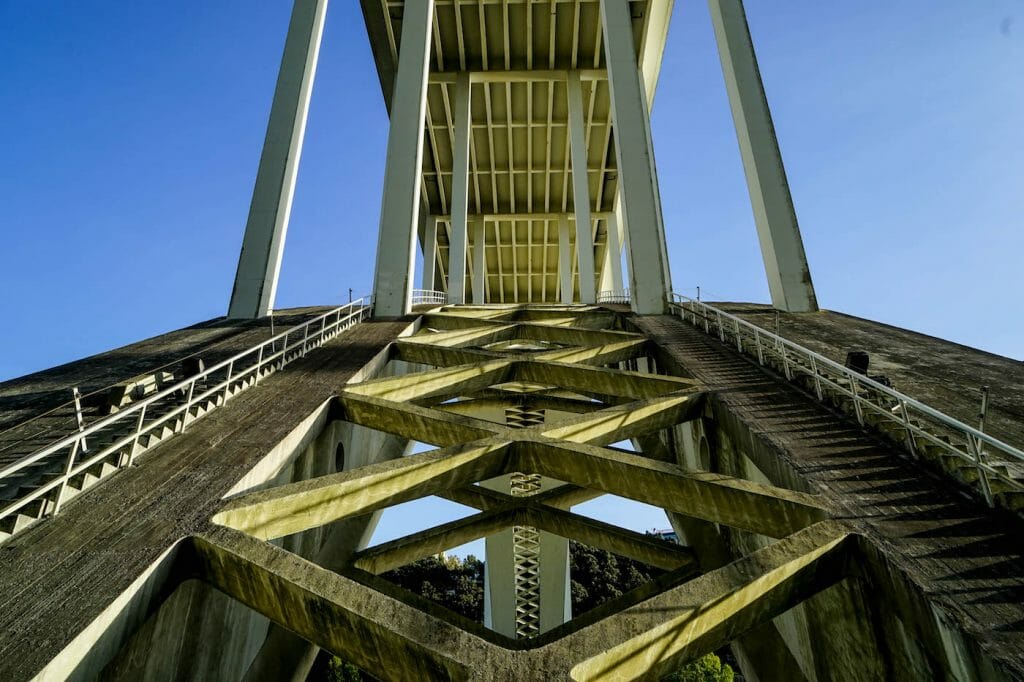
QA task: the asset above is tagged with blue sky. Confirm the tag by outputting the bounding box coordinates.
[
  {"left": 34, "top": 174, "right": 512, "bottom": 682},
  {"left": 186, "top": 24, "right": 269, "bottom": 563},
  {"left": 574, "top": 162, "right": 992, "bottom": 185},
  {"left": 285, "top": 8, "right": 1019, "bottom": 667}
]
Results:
[{"left": 2, "top": 1, "right": 1022, "bottom": 383}]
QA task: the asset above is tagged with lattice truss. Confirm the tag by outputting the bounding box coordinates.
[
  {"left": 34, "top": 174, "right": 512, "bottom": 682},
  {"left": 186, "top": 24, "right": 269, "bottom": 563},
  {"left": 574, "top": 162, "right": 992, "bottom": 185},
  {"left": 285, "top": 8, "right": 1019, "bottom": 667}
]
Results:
[{"left": 177, "top": 305, "right": 853, "bottom": 680}]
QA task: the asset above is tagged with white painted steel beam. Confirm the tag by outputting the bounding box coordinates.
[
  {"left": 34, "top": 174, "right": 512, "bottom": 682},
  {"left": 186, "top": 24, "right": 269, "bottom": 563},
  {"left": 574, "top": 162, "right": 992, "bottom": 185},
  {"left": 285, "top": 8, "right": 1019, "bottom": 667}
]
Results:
[
  {"left": 709, "top": 0, "right": 818, "bottom": 312},
  {"left": 447, "top": 73, "right": 473, "bottom": 304},
  {"left": 372, "top": 0, "right": 435, "bottom": 317},
  {"left": 422, "top": 216, "right": 438, "bottom": 290},
  {"left": 567, "top": 72, "right": 597, "bottom": 305},
  {"left": 604, "top": 212, "right": 624, "bottom": 292},
  {"left": 227, "top": 0, "right": 327, "bottom": 319},
  {"left": 558, "top": 216, "right": 573, "bottom": 304},
  {"left": 601, "top": 0, "right": 672, "bottom": 315},
  {"left": 472, "top": 220, "right": 486, "bottom": 304}
]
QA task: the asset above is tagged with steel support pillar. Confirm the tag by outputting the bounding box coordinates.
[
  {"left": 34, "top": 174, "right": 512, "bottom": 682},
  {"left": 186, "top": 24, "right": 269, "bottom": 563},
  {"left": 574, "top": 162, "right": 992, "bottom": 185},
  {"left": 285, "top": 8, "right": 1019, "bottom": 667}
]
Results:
[
  {"left": 422, "top": 216, "right": 438, "bottom": 290},
  {"left": 371, "top": 0, "right": 434, "bottom": 317},
  {"left": 601, "top": 0, "right": 672, "bottom": 315},
  {"left": 472, "top": 220, "right": 486, "bottom": 304},
  {"left": 567, "top": 72, "right": 596, "bottom": 305},
  {"left": 447, "top": 73, "right": 472, "bottom": 305},
  {"left": 709, "top": 0, "right": 818, "bottom": 312},
  {"left": 227, "top": 0, "right": 327, "bottom": 319},
  {"left": 558, "top": 216, "right": 573, "bottom": 304}
]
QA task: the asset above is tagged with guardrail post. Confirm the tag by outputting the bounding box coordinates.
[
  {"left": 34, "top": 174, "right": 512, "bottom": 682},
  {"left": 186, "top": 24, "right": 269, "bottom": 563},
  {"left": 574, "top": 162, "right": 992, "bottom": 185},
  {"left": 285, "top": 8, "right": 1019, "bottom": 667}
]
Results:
[
  {"left": 754, "top": 329, "right": 764, "bottom": 365},
  {"left": 898, "top": 400, "right": 917, "bottom": 457},
  {"left": 967, "top": 436, "right": 994, "bottom": 507},
  {"left": 72, "top": 387, "right": 89, "bottom": 453},
  {"left": 846, "top": 370, "right": 865, "bottom": 425},
  {"left": 222, "top": 361, "right": 234, "bottom": 404},
  {"left": 128, "top": 404, "right": 148, "bottom": 466},
  {"left": 780, "top": 343, "right": 792, "bottom": 380},
  {"left": 52, "top": 437, "right": 82, "bottom": 516},
  {"left": 810, "top": 356, "right": 823, "bottom": 400},
  {"left": 733, "top": 319, "right": 742, "bottom": 352}
]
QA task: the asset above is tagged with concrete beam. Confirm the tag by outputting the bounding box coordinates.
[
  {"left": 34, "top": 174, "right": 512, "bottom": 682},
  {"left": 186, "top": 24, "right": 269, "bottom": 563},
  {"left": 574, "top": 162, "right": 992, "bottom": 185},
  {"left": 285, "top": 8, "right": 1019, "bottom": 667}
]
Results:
[
  {"left": 227, "top": 0, "right": 327, "bottom": 319},
  {"left": 708, "top": 0, "right": 818, "bottom": 313},
  {"left": 213, "top": 442, "right": 510, "bottom": 540},
  {"left": 518, "top": 441, "right": 828, "bottom": 539}
]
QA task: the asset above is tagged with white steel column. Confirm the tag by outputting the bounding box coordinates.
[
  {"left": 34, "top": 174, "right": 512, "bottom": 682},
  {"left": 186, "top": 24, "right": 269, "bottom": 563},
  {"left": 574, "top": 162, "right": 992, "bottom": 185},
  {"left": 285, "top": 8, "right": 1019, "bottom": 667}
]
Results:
[
  {"left": 601, "top": 0, "right": 672, "bottom": 315},
  {"left": 371, "top": 0, "right": 434, "bottom": 318},
  {"left": 227, "top": 0, "right": 327, "bottom": 319},
  {"left": 566, "top": 72, "right": 596, "bottom": 305},
  {"left": 421, "top": 216, "right": 437, "bottom": 290},
  {"left": 472, "top": 219, "right": 486, "bottom": 304},
  {"left": 558, "top": 216, "right": 573, "bottom": 304},
  {"left": 709, "top": 0, "right": 818, "bottom": 312},
  {"left": 604, "top": 213, "right": 624, "bottom": 293},
  {"left": 447, "top": 72, "right": 472, "bottom": 304}
]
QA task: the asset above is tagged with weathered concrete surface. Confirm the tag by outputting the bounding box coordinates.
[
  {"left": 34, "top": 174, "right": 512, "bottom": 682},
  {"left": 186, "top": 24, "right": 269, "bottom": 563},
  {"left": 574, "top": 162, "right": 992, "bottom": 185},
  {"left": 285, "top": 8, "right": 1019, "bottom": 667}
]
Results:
[
  {"left": 0, "top": 307, "right": 334, "bottom": 430},
  {"left": 0, "top": 319, "right": 407, "bottom": 681},
  {"left": 635, "top": 313, "right": 1024, "bottom": 680},
  {"left": 717, "top": 302, "right": 1024, "bottom": 450}
]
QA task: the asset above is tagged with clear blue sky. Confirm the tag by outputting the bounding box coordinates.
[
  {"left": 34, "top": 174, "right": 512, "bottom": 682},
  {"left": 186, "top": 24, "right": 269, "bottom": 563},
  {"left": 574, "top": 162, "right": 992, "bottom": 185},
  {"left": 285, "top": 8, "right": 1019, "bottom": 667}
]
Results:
[{"left": 2, "top": 1, "right": 1022, "bottom": 383}]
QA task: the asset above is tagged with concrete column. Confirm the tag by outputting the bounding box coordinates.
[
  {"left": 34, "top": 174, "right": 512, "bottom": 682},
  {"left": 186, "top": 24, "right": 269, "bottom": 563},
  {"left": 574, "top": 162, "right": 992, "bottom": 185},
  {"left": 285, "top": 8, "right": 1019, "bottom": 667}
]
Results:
[
  {"left": 604, "top": 213, "right": 624, "bottom": 293},
  {"left": 371, "top": 0, "right": 435, "bottom": 318},
  {"left": 447, "top": 72, "right": 472, "bottom": 304},
  {"left": 566, "top": 72, "right": 596, "bottom": 305},
  {"left": 709, "top": 0, "right": 818, "bottom": 312},
  {"left": 558, "top": 216, "right": 573, "bottom": 304},
  {"left": 227, "top": 0, "right": 327, "bottom": 319},
  {"left": 472, "top": 219, "right": 486, "bottom": 304},
  {"left": 421, "top": 216, "right": 437, "bottom": 290},
  {"left": 601, "top": 0, "right": 672, "bottom": 315}
]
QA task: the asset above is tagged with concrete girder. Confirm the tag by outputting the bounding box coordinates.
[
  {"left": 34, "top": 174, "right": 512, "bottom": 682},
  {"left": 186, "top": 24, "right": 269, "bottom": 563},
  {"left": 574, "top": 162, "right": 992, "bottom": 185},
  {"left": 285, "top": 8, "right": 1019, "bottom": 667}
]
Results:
[
  {"left": 344, "top": 359, "right": 513, "bottom": 402},
  {"left": 393, "top": 340, "right": 500, "bottom": 368},
  {"left": 186, "top": 520, "right": 850, "bottom": 681},
  {"left": 517, "top": 440, "right": 828, "bottom": 539},
  {"left": 213, "top": 442, "right": 511, "bottom": 540},
  {"left": 353, "top": 499, "right": 697, "bottom": 577},
  {"left": 531, "top": 338, "right": 650, "bottom": 367},
  {"left": 400, "top": 324, "right": 518, "bottom": 349},
  {"left": 336, "top": 393, "right": 498, "bottom": 447},
  {"left": 513, "top": 361, "right": 697, "bottom": 402},
  {"left": 541, "top": 393, "right": 705, "bottom": 446},
  {"left": 354, "top": 505, "right": 522, "bottom": 575}
]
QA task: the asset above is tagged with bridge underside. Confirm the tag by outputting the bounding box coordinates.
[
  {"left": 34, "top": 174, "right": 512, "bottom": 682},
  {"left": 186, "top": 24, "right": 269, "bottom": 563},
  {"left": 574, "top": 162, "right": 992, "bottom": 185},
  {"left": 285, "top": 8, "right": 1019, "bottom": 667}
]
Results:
[{"left": 1, "top": 305, "right": 1023, "bottom": 680}]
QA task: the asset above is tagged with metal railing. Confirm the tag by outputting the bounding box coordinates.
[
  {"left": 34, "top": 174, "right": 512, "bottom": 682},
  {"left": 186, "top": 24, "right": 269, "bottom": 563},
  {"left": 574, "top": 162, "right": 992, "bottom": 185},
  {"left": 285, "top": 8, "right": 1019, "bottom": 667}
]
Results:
[
  {"left": 669, "top": 294, "right": 1024, "bottom": 508},
  {"left": 597, "top": 289, "right": 631, "bottom": 304},
  {"left": 0, "top": 298, "right": 372, "bottom": 539},
  {"left": 411, "top": 289, "right": 446, "bottom": 305}
]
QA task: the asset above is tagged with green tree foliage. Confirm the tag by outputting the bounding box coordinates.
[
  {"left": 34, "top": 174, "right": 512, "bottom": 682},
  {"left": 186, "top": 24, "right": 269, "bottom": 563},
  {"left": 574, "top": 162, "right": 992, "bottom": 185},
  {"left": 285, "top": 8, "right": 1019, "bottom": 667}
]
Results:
[
  {"left": 662, "top": 652, "right": 735, "bottom": 682},
  {"left": 568, "top": 540, "right": 662, "bottom": 615},
  {"left": 381, "top": 553, "right": 485, "bottom": 621}
]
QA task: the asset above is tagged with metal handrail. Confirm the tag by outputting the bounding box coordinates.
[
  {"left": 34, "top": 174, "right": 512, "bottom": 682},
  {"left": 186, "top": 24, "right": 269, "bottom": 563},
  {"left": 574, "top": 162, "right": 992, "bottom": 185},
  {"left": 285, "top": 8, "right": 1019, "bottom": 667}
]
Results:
[
  {"left": 597, "top": 289, "right": 631, "bottom": 304},
  {"left": 668, "top": 293, "right": 1024, "bottom": 507},
  {"left": 0, "top": 298, "right": 373, "bottom": 534},
  {"left": 411, "top": 289, "right": 446, "bottom": 305}
]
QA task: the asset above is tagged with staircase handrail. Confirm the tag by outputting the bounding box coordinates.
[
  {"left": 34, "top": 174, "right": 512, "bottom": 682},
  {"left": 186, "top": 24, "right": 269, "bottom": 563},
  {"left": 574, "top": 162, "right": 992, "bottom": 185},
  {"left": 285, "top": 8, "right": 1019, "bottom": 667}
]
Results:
[
  {"left": 669, "top": 293, "right": 1024, "bottom": 507},
  {"left": 0, "top": 298, "right": 372, "bottom": 529}
]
